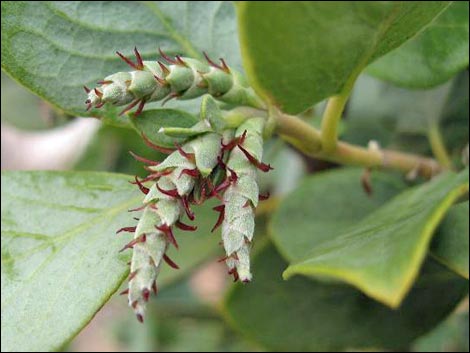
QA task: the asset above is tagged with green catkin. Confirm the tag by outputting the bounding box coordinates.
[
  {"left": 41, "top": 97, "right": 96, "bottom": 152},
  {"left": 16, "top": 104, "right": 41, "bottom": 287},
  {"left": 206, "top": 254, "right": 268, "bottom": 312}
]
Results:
[
  {"left": 92, "top": 50, "right": 272, "bottom": 320},
  {"left": 221, "top": 118, "right": 266, "bottom": 282},
  {"left": 127, "top": 131, "right": 221, "bottom": 322},
  {"left": 125, "top": 117, "right": 270, "bottom": 320},
  {"left": 84, "top": 49, "right": 264, "bottom": 114}
]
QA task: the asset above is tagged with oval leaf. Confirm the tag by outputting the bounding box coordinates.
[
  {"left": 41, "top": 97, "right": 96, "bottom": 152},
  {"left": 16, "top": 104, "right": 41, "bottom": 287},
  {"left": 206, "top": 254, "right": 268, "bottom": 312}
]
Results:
[
  {"left": 272, "top": 168, "right": 469, "bottom": 307},
  {"left": 270, "top": 168, "right": 407, "bottom": 261},
  {"left": 367, "top": 2, "right": 470, "bottom": 88},
  {"left": 1, "top": 171, "right": 219, "bottom": 351},
  {"left": 236, "top": 2, "right": 450, "bottom": 113},
  {"left": 1, "top": 1, "right": 241, "bottom": 118},
  {"left": 129, "top": 108, "right": 198, "bottom": 148},
  {"left": 431, "top": 201, "right": 469, "bottom": 279},
  {"left": 224, "top": 244, "right": 468, "bottom": 351}
]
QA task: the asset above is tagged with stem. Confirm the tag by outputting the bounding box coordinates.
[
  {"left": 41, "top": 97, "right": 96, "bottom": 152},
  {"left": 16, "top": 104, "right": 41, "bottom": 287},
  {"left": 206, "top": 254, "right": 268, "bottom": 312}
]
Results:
[
  {"left": 320, "top": 94, "right": 349, "bottom": 153},
  {"left": 275, "top": 112, "right": 441, "bottom": 179},
  {"left": 320, "top": 74, "right": 357, "bottom": 153},
  {"left": 428, "top": 123, "right": 453, "bottom": 170}
]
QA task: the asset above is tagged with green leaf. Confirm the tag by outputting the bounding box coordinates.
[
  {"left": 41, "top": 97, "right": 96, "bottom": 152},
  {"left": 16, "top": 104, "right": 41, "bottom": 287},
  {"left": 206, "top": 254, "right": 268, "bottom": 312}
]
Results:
[
  {"left": 270, "top": 168, "right": 407, "bottom": 261},
  {"left": 236, "top": 1, "right": 450, "bottom": 113},
  {"left": 1, "top": 171, "right": 219, "bottom": 351},
  {"left": 431, "top": 201, "right": 469, "bottom": 279},
  {"left": 412, "top": 312, "right": 469, "bottom": 352},
  {"left": 273, "top": 168, "right": 469, "bottom": 307},
  {"left": 367, "top": 2, "right": 470, "bottom": 88},
  {"left": 224, "top": 244, "right": 468, "bottom": 351},
  {"left": 1, "top": 1, "right": 241, "bottom": 118},
  {"left": 129, "top": 108, "right": 198, "bottom": 148}
]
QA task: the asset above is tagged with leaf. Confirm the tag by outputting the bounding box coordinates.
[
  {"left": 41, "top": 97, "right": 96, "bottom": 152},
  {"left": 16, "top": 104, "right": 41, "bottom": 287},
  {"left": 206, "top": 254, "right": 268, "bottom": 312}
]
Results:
[
  {"left": 224, "top": 244, "right": 468, "bottom": 352},
  {"left": 412, "top": 312, "right": 469, "bottom": 352},
  {"left": 236, "top": 1, "right": 450, "bottom": 113},
  {"left": 1, "top": 171, "right": 220, "bottom": 351},
  {"left": 270, "top": 168, "right": 408, "bottom": 261},
  {"left": 129, "top": 108, "right": 198, "bottom": 148},
  {"left": 273, "top": 168, "right": 469, "bottom": 307},
  {"left": 431, "top": 201, "right": 469, "bottom": 279},
  {"left": 1, "top": 1, "right": 241, "bottom": 119},
  {"left": 367, "top": 2, "right": 470, "bottom": 88}
]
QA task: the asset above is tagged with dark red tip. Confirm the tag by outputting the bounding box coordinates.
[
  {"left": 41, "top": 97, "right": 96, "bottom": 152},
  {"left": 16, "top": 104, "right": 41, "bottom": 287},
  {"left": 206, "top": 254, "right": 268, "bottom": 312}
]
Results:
[
  {"left": 128, "top": 270, "right": 139, "bottom": 281},
  {"left": 154, "top": 74, "right": 167, "bottom": 85},
  {"left": 221, "top": 130, "right": 247, "bottom": 152},
  {"left": 228, "top": 268, "right": 239, "bottom": 282},
  {"left": 213, "top": 178, "right": 230, "bottom": 196},
  {"left": 189, "top": 180, "right": 208, "bottom": 205},
  {"left": 134, "top": 47, "right": 144, "bottom": 70},
  {"left": 134, "top": 170, "right": 171, "bottom": 183},
  {"left": 218, "top": 255, "right": 228, "bottom": 263},
  {"left": 142, "top": 288, "right": 150, "bottom": 302},
  {"left": 175, "top": 55, "right": 187, "bottom": 66},
  {"left": 136, "top": 313, "right": 144, "bottom": 323},
  {"left": 132, "top": 176, "right": 150, "bottom": 195},
  {"left": 83, "top": 85, "right": 91, "bottom": 93},
  {"left": 156, "top": 224, "right": 178, "bottom": 249},
  {"left": 129, "top": 151, "right": 159, "bottom": 166},
  {"left": 161, "top": 92, "right": 179, "bottom": 106},
  {"left": 134, "top": 98, "right": 146, "bottom": 117},
  {"left": 259, "top": 192, "right": 270, "bottom": 201},
  {"left": 119, "top": 99, "right": 141, "bottom": 116},
  {"left": 211, "top": 204, "right": 225, "bottom": 232},
  {"left": 181, "top": 196, "right": 195, "bottom": 220},
  {"left": 163, "top": 254, "right": 180, "bottom": 269},
  {"left": 179, "top": 168, "right": 199, "bottom": 179},
  {"left": 116, "top": 226, "right": 136, "bottom": 234},
  {"left": 151, "top": 281, "right": 158, "bottom": 295},
  {"left": 94, "top": 88, "right": 103, "bottom": 98},
  {"left": 213, "top": 158, "right": 238, "bottom": 189},
  {"left": 237, "top": 144, "right": 273, "bottom": 172},
  {"left": 203, "top": 51, "right": 229, "bottom": 73},
  {"left": 156, "top": 183, "right": 179, "bottom": 198},
  {"left": 175, "top": 220, "right": 197, "bottom": 231},
  {"left": 219, "top": 58, "right": 230, "bottom": 73},
  {"left": 174, "top": 142, "right": 195, "bottom": 162},
  {"left": 119, "top": 288, "right": 129, "bottom": 296},
  {"left": 98, "top": 80, "right": 113, "bottom": 85},
  {"left": 128, "top": 204, "right": 147, "bottom": 212},
  {"left": 116, "top": 50, "right": 140, "bottom": 70},
  {"left": 157, "top": 61, "right": 170, "bottom": 76},
  {"left": 141, "top": 133, "right": 175, "bottom": 154},
  {"left": 119, "top": 234, "right": 146, "bottom": 252},
  {"left": 158, "top": 47, "right": 177, "bottom": 64}
]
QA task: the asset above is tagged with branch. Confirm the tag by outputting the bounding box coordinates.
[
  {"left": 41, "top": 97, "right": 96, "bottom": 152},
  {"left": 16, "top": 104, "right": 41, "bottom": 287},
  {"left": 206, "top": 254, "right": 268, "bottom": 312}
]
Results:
[
  {"left": 320, "top": 94, "right": 349, "bottom": 153},
  {"left": 427, "top": 123, "right": 453, "bottom": 170},
  {"left": 275, "top": 111, "right": 441, "bottom": 179}
]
